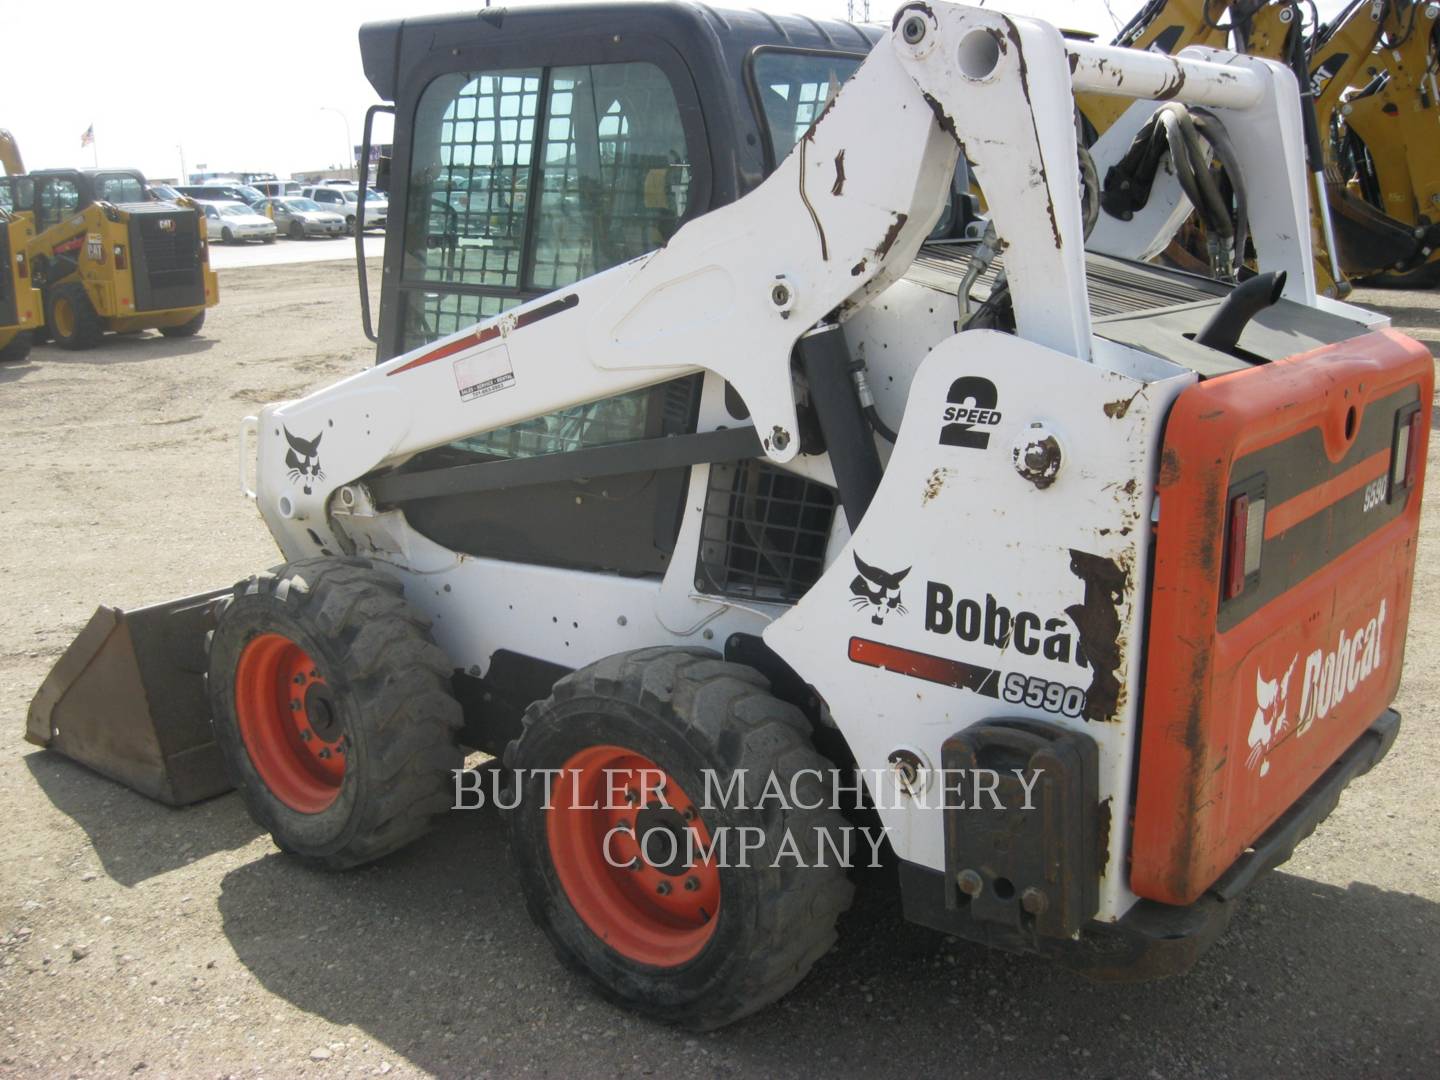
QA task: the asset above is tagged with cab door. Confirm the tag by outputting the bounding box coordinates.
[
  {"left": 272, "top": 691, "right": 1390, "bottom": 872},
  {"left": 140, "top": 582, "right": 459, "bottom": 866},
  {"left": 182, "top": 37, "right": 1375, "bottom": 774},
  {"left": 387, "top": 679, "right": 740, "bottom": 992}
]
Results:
[{"left": 379, "top": 41, "right": 710, "bottom": 361}]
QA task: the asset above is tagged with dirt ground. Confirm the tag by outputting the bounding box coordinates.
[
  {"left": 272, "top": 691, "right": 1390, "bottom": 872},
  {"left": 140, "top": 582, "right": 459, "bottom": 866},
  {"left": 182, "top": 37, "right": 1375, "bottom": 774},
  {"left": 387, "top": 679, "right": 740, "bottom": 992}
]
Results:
[{"left": 1, "top": 262, "right": 1438, "bottom": 1078}]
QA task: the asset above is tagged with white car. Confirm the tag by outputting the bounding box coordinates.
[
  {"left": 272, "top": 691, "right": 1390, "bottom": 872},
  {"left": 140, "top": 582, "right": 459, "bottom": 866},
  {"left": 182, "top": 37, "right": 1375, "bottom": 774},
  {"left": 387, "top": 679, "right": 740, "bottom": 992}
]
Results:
[
  {"left": 200, "top": 201, "right": 278, "bottom": 244},
  {"left": 299, "top": 185, "right": 387, "bottom": 233}
]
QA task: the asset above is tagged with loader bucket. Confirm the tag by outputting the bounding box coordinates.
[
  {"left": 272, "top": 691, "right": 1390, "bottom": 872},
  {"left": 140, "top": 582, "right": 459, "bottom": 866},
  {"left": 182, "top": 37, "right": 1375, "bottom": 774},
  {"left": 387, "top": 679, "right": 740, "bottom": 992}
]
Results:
[{"left": 26, "top": 590, "right": 234, "bottom": 806}]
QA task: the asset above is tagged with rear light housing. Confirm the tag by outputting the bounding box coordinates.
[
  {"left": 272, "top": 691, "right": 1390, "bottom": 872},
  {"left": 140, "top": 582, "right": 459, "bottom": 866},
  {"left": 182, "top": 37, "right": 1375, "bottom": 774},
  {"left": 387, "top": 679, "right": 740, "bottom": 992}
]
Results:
[
  {"left": 113, "top": 245, "right": 127, "bottom": 271},
  {"left": 1390, "top": 402, "right": 1424, "bottom": 501},
  {"left": 15, "top": 252, "right": 27, "bottom": 278},
  {"left": 1222, "top": 478, "right": 1266, "bottom": 601}
]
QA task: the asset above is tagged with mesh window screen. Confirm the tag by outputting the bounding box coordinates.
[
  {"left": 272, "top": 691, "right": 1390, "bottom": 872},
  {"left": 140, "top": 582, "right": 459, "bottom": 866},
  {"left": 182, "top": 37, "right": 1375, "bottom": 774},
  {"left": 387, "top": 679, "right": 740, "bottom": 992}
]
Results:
[
  {"left": 697, "top": 460, "right": 838, "bottom": 603},
  {"left": 532, "top": 63, "right": 691, "bottom": 290},
  {"left": 405, "top": 69, "right": 541, "bottom": 291}
]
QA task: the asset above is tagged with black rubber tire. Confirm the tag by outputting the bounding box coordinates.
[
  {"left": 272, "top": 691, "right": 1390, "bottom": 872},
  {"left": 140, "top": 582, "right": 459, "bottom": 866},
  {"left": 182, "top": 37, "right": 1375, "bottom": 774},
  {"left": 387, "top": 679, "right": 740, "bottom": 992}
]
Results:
[
  {"left": 45, "top": 282, "right": 105, "bottom": 351},
  {"left": 159, "top": 310, "right": 206, "bottom": 338},
  {"left": 221, "top": 226, "right": 235, "bottom": 244},
  {"left": 207, "top": 556, "right": 463, "bottom": 870},
  {"left": 505, "top": 647, "right": 854, "bottom": 1029},
  {"left": 346, "top": 214, "right": 356, "bottom": 235},
  {"left": 289, "top": 221, "right": 304, "bottom": 240},
  {"left": 263, "top": 235, "right": 276, "bottom": 244},
  {"left": 0, "top": 331, "right": 32, "bottom": 364}
]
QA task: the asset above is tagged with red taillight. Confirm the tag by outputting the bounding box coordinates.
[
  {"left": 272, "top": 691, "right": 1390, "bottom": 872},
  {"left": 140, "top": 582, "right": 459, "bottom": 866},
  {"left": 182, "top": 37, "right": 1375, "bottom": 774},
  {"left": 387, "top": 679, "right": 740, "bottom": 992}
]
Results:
[
  {"left": 1390, "top": 407, "right": 1424, "bottom": 497},
  {"left": 113, "top": 245, "right": 127, "bottom": 271},
  {"left": 1404, "top": 413, "right": 1423, "bottom": 488},
  {"left": 1223, "top": 489, "right": 1266, "bottom": 600},
  {"left": 1224, "top": 494, "right": 1249, "bottom": 600}
]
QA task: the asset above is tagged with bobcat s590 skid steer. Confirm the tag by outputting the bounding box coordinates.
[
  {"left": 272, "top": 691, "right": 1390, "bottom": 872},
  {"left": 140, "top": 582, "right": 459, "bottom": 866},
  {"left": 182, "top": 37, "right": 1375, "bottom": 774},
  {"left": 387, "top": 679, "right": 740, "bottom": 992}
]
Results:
[{"left": 29, "top": 1, "right": 1433, "bottom": 1029}]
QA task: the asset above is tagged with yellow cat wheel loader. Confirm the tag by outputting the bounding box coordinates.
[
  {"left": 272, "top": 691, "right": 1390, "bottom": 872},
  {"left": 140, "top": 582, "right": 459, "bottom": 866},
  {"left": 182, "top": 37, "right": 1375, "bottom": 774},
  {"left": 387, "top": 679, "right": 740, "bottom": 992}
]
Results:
[
  {"left": 0, "top": 204, "right": 41, "bottom": 364},
  {"left": 1, "top": 133, "right": 218, "bottom": 350},
  {"left": 0, "top": 132, "right": 41, "bottom": 363},
  {"left": 27, "top": 1, "right": 1434, "bottom": 1030}
]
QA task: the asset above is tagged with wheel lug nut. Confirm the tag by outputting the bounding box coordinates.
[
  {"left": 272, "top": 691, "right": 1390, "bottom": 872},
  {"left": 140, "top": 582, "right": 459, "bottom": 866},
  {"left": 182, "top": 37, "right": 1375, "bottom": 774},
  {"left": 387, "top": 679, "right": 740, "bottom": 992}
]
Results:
[
  {"left": 318, "top": 748, "right": 331, "bottom": 759},
  {"left": 289, "top": 700, "right": 302, "bottom": 711},
  {"left": 624, "top": 789, "right": 640, "bottom": 805},
  {"left": 681, "top": 807, "right": 695, "bottom": 822},
  {"left": 655, "top": 881, "right": 672, "bottom": 896},
  {"left": 292, "top": 674, "right": 305, "bottom": 685},
  {"left": 299, "top": 729, "right": 313, "bottom": 741},
  {"left": 683, "top": 876, "right": 700, "bottom": 892}
]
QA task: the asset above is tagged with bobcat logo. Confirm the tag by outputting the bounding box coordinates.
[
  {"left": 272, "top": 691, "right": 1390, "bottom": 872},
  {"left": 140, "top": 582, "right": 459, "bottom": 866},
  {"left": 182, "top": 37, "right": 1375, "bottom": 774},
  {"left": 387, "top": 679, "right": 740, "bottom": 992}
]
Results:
[
  {"left": 849, "top": 554, "right": 910, "bottom": 626},
  {"left": 284, "top": 427, "right": 325, "bottom": 495},
  {"left": 1247, "top": 655, "right": 1297, "bottom": 776}
]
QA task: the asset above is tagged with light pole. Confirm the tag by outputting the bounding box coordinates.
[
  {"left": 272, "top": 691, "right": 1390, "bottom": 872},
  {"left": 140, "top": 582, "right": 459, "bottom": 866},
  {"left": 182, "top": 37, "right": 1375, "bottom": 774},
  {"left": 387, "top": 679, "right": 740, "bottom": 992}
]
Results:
[{"left": 320, "top": 106, "right": 355, "bottom": 180}]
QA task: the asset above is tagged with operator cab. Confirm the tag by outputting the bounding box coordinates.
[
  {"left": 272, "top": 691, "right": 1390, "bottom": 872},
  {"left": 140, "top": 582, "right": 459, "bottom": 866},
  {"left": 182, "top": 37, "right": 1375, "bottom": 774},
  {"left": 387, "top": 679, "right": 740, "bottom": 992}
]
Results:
[{"left": 16, "top": 168, "right": 158, "bottom": 231}]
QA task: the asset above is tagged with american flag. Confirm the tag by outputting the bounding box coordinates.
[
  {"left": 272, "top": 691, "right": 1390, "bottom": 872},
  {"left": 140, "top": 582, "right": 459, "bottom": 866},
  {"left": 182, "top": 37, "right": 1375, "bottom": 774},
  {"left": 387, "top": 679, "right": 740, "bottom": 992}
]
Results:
[{"left": 80, "top": 125, "right": 94, "bottom": 148}]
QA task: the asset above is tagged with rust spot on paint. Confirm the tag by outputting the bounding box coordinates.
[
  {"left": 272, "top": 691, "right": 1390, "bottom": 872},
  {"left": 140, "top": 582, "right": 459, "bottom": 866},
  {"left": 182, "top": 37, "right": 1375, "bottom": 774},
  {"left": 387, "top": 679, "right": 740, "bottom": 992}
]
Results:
[
  {"left": 1103, "top": 388, "right": 1144, "bottom": 419},
  {"left": 921, "top": 467, "right": 953, "bottom": 506},
  {"left": 876, "top": 212, "right": 909, "bottom": 259},
  {"left": 1066, "top": 549, "right": 1128, "bottom": 723},
  {"left": 1159, "top": 447, "right": 1182, "bottom": 486},
  {"left": 851, "top": 258, "right": 867, "bottom": 276},
  {"left": 832, "top": 150, "right": 846, "bottom": 196}
]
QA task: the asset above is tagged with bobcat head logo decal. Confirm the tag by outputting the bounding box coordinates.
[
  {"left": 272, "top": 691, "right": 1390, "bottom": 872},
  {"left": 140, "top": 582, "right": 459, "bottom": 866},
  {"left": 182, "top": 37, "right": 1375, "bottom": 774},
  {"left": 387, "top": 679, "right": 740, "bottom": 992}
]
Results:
[
  {"left": 284, "top": 427, "right": 325, "bottom": 495},
  {"left": 849, "top": 554, "right": 910, "bottom": 626},
  {"left": 1247, "top": 654, "right": 1297, "bottom": 776}
]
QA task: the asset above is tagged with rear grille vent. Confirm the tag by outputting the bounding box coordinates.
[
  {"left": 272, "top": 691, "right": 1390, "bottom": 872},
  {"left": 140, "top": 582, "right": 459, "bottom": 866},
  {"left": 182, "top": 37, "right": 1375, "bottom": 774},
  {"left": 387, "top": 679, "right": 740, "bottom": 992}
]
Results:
[
  {"left": 697, "top": 459, "right": 836, "bottom": 603},
  {"left": 130, "top": 212, "right": 205, "bottom": 312}
]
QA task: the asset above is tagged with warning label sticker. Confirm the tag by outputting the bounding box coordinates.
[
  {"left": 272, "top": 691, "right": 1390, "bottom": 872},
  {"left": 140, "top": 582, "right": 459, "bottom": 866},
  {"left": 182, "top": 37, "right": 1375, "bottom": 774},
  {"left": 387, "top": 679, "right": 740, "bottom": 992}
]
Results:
[{"left": 453, "top": 343, "right": 515, "bottom": 402}]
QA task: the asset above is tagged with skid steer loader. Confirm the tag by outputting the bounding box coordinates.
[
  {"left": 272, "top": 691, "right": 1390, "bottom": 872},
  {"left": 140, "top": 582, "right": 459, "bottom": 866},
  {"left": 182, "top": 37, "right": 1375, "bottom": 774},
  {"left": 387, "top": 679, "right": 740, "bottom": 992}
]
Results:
[
  {"left": 0, "top": 132, "right": 218, "bottom": 350},
  {"left": 30, "top": 1, "right": 1433, "bottom": 1029}
]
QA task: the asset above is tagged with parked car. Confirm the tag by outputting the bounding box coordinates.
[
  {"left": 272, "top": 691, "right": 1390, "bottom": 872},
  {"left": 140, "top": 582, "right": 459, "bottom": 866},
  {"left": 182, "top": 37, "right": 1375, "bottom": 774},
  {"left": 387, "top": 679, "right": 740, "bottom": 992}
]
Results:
[
  {"left": 198, "top": 200, "right": 278, "bottom": 244},
  {"left": 252, "top": 179, "right": 303, "bottom": 198},
  {"left": 299, "top": 184, "right": 386, "bottom": 232},
  {"left": 255, "top": 196, "right": 347, "bottom": 239},
  {"left": 178, "top": 183, "right": 266, "bottom": 206}
]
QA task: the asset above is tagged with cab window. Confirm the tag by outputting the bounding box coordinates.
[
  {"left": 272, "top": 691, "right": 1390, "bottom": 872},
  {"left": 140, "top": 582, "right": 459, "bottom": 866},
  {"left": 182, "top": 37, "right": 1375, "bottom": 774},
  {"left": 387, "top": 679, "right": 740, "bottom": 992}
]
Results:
[
  {"left": 401, "top": 60, "right": 691, "bottom": 350},
  {"left": 95, "top": 174, "right": 145, "bottom": 204},
  {"left": 751, "top": 50, "right": 863, "bottom": 167},
  {"left": 36, "top": 177, "right": 81, "bottom": 231}
]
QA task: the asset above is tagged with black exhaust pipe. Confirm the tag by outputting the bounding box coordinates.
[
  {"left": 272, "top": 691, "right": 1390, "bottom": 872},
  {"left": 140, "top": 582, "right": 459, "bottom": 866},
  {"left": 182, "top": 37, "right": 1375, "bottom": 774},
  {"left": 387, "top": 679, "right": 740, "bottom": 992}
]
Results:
[{"left": 1193, "top": 270, "right": 1287, "bottom": 356}]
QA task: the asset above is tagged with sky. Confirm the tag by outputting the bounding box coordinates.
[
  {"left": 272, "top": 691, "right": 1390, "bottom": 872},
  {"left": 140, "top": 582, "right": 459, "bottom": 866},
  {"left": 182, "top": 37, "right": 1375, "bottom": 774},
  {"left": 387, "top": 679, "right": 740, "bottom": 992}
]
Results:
[{"left": 0, "top": 0, "right": 1347, "bottom": 182}]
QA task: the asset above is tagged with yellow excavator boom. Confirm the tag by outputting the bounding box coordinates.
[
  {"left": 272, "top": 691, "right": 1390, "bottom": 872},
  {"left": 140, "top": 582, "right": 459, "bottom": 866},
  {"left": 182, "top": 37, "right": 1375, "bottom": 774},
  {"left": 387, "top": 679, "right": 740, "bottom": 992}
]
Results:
[{"left": 0, "top": 129, "right": 24, "bottom": 176}]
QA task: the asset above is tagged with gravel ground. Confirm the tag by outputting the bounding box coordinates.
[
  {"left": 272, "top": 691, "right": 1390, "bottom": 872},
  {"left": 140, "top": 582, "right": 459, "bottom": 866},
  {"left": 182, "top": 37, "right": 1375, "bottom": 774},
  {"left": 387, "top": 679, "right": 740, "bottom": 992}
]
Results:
[{"left": 0, "top": 263, "right": 1437, "bottom": 1078}]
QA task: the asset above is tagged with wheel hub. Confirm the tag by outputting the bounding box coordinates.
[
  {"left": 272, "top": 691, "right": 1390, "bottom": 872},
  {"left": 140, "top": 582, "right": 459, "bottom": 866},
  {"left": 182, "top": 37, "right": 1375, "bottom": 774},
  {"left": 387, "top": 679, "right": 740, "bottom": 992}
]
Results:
[
  {"left": 234, "top": 633, "right": 344, "bottom": 813},
  {"left": 546, "top": 745, "right": 721, "bottom": 966}
]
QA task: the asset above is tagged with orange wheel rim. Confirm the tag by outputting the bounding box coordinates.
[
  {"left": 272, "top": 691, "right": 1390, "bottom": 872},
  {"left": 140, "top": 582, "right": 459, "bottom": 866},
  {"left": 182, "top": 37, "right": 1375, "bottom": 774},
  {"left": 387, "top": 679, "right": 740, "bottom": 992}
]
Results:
[
  {"left": 547, "top": 745, "right": 721, "bottom": 966},
  {"left": 234, "top": 633, "right": 344, "bottom": 813}
]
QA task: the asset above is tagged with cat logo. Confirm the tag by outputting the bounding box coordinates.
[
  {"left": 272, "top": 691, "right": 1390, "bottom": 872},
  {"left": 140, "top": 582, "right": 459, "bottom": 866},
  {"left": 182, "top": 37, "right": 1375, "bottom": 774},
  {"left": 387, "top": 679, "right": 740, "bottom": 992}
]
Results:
[
  {"left": 283, "top": 427, "right": 325, "bottom": 496},
  {"left": 939, "top": 376, "right": 1002, "bottom": 449},
  {"left": 1247, "top": 656, "right": 1297, "bottom": 777},
  {"left": 849, "top": 554, "right": 910, "bottom": 626},
  {"left": 157, "top": 218, "right": 175, "bottom": 233}
]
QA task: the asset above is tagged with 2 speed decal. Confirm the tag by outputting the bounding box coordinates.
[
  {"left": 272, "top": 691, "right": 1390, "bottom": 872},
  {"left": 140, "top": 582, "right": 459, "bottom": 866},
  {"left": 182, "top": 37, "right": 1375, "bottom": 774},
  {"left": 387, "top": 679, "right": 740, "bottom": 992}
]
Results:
[{"left": 939, "top": 376, "right": 1002, "bottom": 449}]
